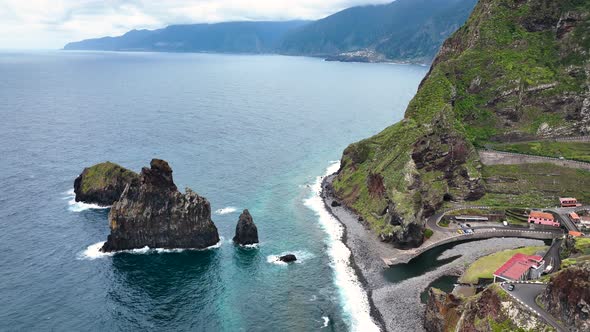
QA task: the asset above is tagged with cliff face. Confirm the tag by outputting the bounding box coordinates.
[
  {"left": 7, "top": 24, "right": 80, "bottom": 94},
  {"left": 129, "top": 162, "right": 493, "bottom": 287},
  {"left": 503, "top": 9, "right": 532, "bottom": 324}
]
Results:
[
  {"left": 425, "top": 285, "right": 552, "bottom": 332},
  {"left": 101, "top": 159, "right": 219, "bottom": 252},
  {"left": 333, "top": 0, "right": 590, "bottom": 247},
  {"left": 74, "top": 162, "right": 138, "bottom": 206},
  {"left": 541, "top": 262, "right": 590, "bottom": 332}
]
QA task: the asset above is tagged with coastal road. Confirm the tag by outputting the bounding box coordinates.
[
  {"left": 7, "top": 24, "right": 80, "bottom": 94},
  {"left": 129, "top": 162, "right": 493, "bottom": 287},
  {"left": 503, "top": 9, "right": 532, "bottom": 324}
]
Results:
[
  {"left": 501, "top": 283, "right": 566, "bottom": 332},
  {"left": 542, "top": 239, "right": 562, "bottom": 274},
  {"left": 545, "top": 206, "right": 590, "bottom": 233}
]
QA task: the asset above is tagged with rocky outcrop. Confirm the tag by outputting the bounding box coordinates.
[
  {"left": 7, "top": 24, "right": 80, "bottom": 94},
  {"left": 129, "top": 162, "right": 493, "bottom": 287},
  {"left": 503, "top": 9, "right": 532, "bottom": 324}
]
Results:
[
  {"left": 233, "top": 209, "right": 259, "bottom": 245},
  {"left": 74, "top": 162, "right": 138, "bottom": 206},
  {"left": 425, "top": 285, "right": 552, "bottom": 331},
  {"left": 279, "top": 254, "right": 297, "bottom": 263},
  {"left": 541, "top": 262, "right": 590, "bottom": 332},
  {"left": 101, "top": 159, "right": 219, "bottom": 252},
  {"left": 424, "top": 287, "right": 463, "bottom": 332}
]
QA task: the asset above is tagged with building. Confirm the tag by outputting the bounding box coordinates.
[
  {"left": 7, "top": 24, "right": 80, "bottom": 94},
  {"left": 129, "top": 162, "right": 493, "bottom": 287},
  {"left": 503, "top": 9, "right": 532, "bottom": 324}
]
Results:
[
  {"left": 454, "top": 215, "right": 489, "bottom": 222},
  {"left": 569, "top": 212, "right": 581, "bottom": 223},
  {"left": 528, "top": 211, "right": 559, "bottom": 227},
  {"left": 569, "top": 231, "right": 583, "bottom": 237},
  {"left": 580, "top": 216, "right": 590, "bottom": 227},
  {"left": 493, "top": 253, "right": 545, "bottom": 282},
  {"left": 560, "top": 197, "right": 581, "bottom": 207}
]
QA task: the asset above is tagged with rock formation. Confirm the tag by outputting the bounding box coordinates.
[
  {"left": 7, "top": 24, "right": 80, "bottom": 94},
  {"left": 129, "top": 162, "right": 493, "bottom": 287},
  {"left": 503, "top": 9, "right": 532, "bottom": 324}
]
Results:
[
  {"left": 541, "top": 262, "right": 590, "bottom": 332},
  {"left": 233, "top": 209, "right": 259, "bottom": 245},
  {"left": 279, "top": 254, "right": 297, "bottom": 263},
  {"left": 424, "top": 287, "right": 462, "bottom": 332},
  {"left": 101, "top": 159, "right": 219, "bottom": 252},
  {"left": 74, "top": 161, "right": 138, "bottom": 206},
  {"left": 425, "top": 285, "right": 552, "bottom": 331}
]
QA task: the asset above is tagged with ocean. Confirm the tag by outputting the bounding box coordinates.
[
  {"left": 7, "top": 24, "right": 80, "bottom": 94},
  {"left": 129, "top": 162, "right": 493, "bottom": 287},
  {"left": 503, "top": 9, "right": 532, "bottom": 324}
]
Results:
[{"left": 0, "top": 51, "right": 427, "bottom": 331}]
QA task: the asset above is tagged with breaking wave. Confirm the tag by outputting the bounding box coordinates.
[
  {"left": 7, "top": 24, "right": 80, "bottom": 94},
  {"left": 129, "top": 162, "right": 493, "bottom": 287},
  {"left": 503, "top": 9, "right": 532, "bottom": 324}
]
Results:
[
  {"left": 214, "top": 206, "right": 238, "bottom": 215},
  {"left": 266, "top": 250, "right": 314, "bottom": 266},
  {"left": 63, "top": 189, "right": 110, "bottom": 212},
  {"left": 78, "top": 237, "right": 224, "bottom": 260},
  {"left": 303, "top": 161, "right": 380, "bottom": 331}
]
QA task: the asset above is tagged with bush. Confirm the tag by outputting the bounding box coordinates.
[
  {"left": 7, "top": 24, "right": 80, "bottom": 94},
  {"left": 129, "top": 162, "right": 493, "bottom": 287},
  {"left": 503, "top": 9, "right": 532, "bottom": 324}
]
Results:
[{"left": 424, "top": 228, "right": 434, "bottom": 239}]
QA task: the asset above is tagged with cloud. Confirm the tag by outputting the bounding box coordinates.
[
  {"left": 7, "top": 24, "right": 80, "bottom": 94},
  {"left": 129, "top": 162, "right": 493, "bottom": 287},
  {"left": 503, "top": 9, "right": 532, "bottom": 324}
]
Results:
[{"left": 0, "top": 0, "right": 392, "bottom": 49}]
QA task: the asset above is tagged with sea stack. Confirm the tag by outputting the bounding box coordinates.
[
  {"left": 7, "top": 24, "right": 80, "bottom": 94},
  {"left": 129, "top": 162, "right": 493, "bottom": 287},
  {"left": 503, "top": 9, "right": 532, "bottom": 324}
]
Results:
[
  {"left": 74, "top": 161, "right": 139, "bottom": 206},
  {"left": 101, "top": 159, "right": 220, "bottom": 252},
  {"left": 233, "top": 209, "right": 259, "bottom": 245}
]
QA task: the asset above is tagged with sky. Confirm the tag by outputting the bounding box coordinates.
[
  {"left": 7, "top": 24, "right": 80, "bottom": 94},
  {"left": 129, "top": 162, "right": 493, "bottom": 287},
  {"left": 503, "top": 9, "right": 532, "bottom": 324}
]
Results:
[{"left": 0, "top": 0, "right": 392, "bottom": 49}]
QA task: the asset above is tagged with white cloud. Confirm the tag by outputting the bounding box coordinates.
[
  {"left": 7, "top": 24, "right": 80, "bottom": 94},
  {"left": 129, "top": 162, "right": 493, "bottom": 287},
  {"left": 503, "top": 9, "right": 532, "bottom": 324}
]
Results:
[{"left": 0, "top": 0, "right": 392, "bottom": 49}]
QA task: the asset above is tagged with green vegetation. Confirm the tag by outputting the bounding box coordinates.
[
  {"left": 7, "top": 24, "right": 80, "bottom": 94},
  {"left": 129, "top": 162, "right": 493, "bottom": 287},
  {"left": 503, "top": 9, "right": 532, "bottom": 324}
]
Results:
[
  {"left": 460, "top": 246, "right": 547, "bottom": 284},
  {"left": 424, "top": 228, "right": 434, "bottom": 239},
  {"left": 439, "top": 218, "right": 451, "bottom": 227},
  {"left": 80, "top": 162, "right": 137, "bottom": 193},
  {"left": 332, "top": 0, "right": 589, "bottom": 241},
  {"left": 493, "top": 142, "right": 590, "bottom": 163},
  {"left": 475, "top": 163, "right": 590, "bottom": 207},
  {"left": 562, "top": 237, "right": 590, "bottom": 268}
]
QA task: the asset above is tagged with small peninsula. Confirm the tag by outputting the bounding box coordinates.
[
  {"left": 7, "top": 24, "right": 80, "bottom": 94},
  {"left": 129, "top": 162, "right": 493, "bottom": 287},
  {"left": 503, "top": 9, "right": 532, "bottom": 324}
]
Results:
[{"left": 101, "top": 159, "right": 220, "bottom": 252}]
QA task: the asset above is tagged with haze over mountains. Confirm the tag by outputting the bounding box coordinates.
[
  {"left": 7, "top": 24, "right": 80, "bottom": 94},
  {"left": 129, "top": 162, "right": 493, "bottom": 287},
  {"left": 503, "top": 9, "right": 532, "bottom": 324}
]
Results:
[{"left": 64, "top": 0, "right": 478, "bottom": 63}]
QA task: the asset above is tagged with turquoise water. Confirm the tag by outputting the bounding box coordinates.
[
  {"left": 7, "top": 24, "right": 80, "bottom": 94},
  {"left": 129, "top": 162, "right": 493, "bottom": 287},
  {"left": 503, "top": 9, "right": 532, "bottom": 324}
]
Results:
[{"left": 0, "top": 51, "right": 427, "bottom": 331}]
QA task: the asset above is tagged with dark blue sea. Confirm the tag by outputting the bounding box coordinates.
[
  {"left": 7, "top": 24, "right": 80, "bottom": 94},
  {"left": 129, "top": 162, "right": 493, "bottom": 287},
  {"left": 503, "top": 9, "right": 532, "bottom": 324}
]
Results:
[{"left": 0, "top": 51, "right": 427, "bottom": 331}]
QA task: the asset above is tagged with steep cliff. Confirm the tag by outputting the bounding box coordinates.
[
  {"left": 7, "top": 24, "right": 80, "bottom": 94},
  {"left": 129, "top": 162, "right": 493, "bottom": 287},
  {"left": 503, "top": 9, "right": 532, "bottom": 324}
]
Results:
[
  {"left": 333, "top": 0, "right": 590, "bottom": 247},
  {"left": 540, "top": 262, "right": 590, "bottom": 332},
  {"left": 425, "top": 285, "right": 552, "bottom": 331},
  {"left": 74, "top": 161, "right": 138, "bottom": 206},
  {"left": 101, "top": 159, "right": 219, "bottom": 252}
]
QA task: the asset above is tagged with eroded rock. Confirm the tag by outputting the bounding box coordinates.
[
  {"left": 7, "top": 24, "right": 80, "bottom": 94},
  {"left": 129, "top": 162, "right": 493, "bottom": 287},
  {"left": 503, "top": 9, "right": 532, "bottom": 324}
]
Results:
[{"left": 101, "top": 159, "right": 219, "bottom": 252}]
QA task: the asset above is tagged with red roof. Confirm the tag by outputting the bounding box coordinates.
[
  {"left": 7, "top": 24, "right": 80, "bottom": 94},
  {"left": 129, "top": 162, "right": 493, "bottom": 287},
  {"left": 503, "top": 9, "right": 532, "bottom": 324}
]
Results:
[
  {"left": 560, "top": 197, "right": 577, "bottom": 202},
  {"left": 529, "top": 211, "right": 554, "bottom": 220},
  {"left": 569, "top": 212, "right": 580, "bottom": 219},
  {"left": 494, "top": 253, "right": 543, "bottom": 281}
]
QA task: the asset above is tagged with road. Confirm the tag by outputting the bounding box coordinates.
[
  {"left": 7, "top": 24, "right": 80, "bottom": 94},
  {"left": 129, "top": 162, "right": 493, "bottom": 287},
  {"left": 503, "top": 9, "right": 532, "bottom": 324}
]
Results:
[
  {"left": 545, "top": 205, "right": 590, "bottom": 233},
  {"left": 501, "top": 283, "right": 566, "bottom": 332},
  {"left": 542, "top": 239, "right": 562, "bottom": 274}
]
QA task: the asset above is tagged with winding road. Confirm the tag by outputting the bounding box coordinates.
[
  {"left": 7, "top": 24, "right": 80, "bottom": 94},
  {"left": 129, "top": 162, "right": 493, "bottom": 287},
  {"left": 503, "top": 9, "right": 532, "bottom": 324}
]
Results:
[{"left": 500, "top": 282, "right": 566, "bottom": 332}]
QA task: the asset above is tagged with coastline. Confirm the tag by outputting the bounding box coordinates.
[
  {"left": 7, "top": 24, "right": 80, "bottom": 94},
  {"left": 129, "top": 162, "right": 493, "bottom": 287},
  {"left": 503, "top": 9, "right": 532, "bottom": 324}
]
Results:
[{"left": 319, "top": 169, "right": 547, "bottom": 332}]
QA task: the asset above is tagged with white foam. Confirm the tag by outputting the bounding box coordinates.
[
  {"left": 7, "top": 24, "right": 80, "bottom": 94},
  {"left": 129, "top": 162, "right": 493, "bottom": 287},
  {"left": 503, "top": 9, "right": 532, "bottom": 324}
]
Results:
[
  {"left": 322, "top": 316, "right": 330, "bottom": 328},
  {"left": 303, "top": 161, "right": 381, "bottom": 332},
  {"left": 266, "top": 250, "right": 314, "bottom": 266},
  {"left": 63, "top": 189, "right": 110, "bottom": 212},
  {"left": 214, "top": 206, "right": 238, "bottom": 215},
  {"left": 78, "top": 238, "right": 224, "bottom": 260}
]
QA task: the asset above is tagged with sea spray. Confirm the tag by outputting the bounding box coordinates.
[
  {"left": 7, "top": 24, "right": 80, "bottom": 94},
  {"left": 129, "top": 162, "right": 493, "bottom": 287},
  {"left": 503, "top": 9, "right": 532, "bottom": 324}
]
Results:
[
  {"left": 304, "top": 161, "right": 380, "bottom": 332},
  {"left": 64, "top": 189, "right": 110, "bottom": 212},
  {"left": 79, "top": 238, "right": 224, "bottom": 260},
  {"left": 214, "top": 206, "right": 238, "bottom": 215}
]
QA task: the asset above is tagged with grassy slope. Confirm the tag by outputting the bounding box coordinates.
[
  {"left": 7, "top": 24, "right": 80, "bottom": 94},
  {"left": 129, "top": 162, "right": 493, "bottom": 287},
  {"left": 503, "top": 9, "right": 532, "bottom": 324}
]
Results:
[
  {"left": 333, "top": 0, "right": 589, "bottom": 240},
  {"left": 81, "top": 162, "right": 137, "bottom": 192},
  {"left": 492, "top": 141, "right": 590, "bottom": 162},
  {"left": 460, "top": 246, "right": 548, "bottom": 283},
  {"left": 477, "top": 163, "right": 590, "bottom": 207}
]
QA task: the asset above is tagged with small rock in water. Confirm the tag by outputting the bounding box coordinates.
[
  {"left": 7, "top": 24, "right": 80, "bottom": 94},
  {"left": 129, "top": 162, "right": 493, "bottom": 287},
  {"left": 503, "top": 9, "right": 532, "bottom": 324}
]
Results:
[
  {"left": 233, "top": 209, "right": 259, "bottom": 245},
  {"left": 279, "top": 254, "right": 297, "bottom": 263}
]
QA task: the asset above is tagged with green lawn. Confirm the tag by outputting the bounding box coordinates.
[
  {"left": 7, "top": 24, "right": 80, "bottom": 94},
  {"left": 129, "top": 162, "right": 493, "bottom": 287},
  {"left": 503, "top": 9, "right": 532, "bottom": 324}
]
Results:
[
  {"left": 459, "top": 246, "right": 547, "bottom": 284},
  {"left": 492, "top": 141, "right": 590, "bottom": 162},
  {"left": 474, "top": 163, "right": 590, "bottom": 207}
]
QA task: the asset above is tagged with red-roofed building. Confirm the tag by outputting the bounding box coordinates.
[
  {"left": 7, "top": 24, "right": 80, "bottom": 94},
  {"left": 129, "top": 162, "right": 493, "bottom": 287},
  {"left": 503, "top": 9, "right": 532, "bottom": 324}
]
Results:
[
  {"left": 493, "top": 253, "right": 545, "bottom": 282},
  {"left": 528, "top": 211, "right": 559, "bottom": 227},
  {"left": 560, "top": 197, "right": 581, "bottom": 207},
  {"left": 569, "top": 212, "right": 580, "bottom": 223}
]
